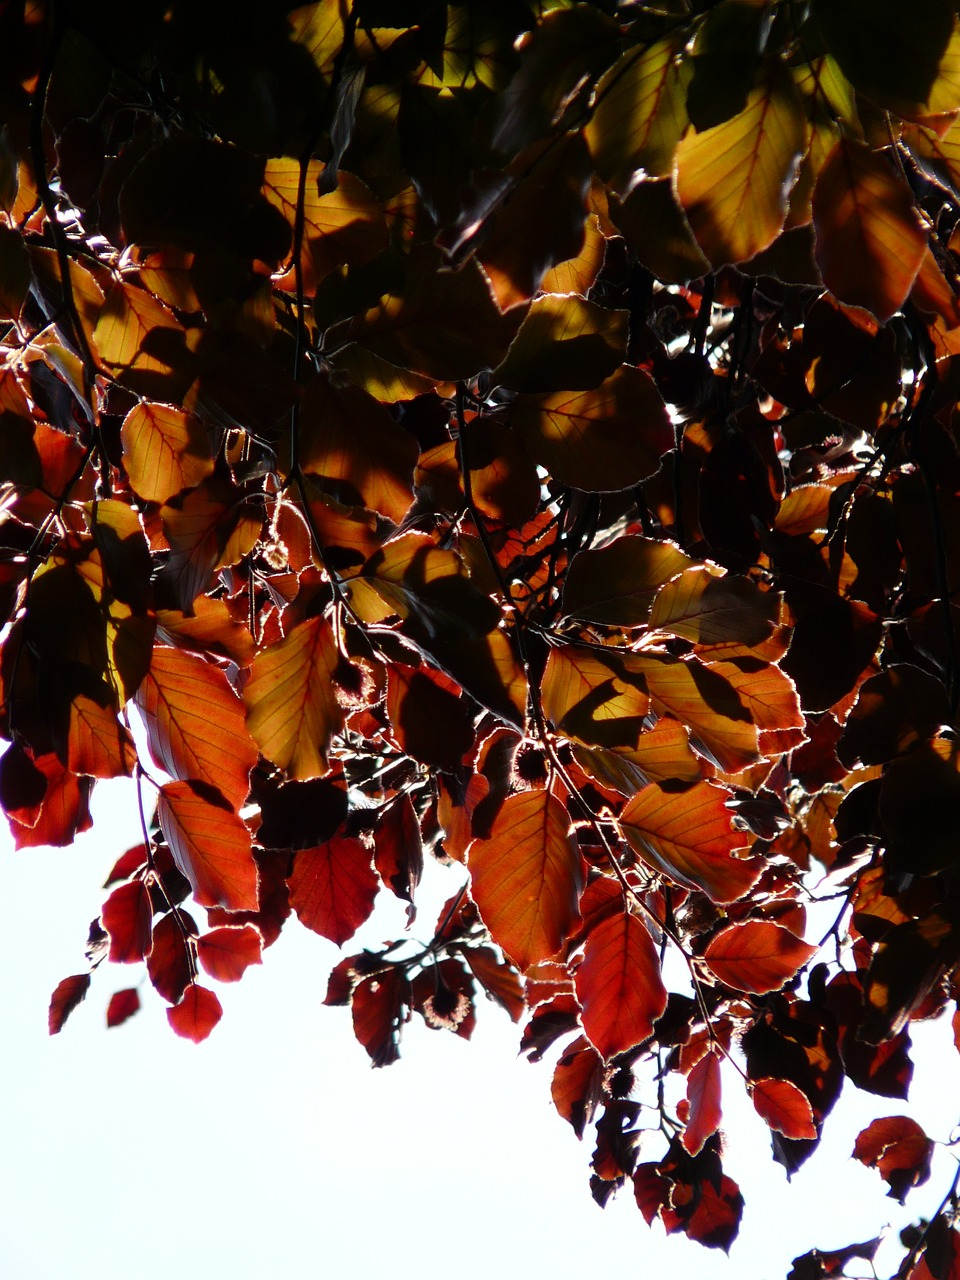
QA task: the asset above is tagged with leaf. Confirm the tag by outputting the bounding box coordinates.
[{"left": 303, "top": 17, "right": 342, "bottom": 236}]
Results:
[
  {"left": 511, "top": 366, "right": 673, "bottom": 492},
  {"left": 386, "top": 663, "right": 475, "bottom": 770},
  {"left": 675, "top": 63, "right": 806, "bottom": 266},
  {"left": 464, "top": 946, "right": 525, "bottom": 1023},
  {"left": 493, "top": 294, "right": 629, "bottom": 394},
  {"left": 167, "top": 984, "right": 223, "bottom": 1043},
  {"left": 468, "top": 789, "right": 582, "bottom": 972},
  {"left": 101, "top": 880, "right": 153, "bottom": 964},
  {"left": 262, "top": 160, "right": 388, "bottom": 291},
  {"left": 352, "top": 969, "right": 406, "bottom": 1067},
  {"left": 287, "top": 837, "right": 380, "bottom": 946},
  {"left": 620, "top": 781, "right": 760, "bottom": 903},
  {"left": 649, "top": 569, "right": 779, "bottom": 647},
  {"left": 751, "top": 1078, "right": 817, "bottom": 1140},
  {"left": 294, "top": 374, "right": 418, "bottom": 523},
  {"left": 243, "top": 616, "right": 344, "bottom": 781},
  {"left": 147, "top": 912, "right": 194, "bottom": 1005},
  {"left": 48, "top": 974, "right": 91, "bottom": 1035},
  {"left": 93, "top": 281, "right": 194, "bottom": 400},
  {"left": 541, "top": 645, "right": 651, "bottom": 752},
  {"left": 157, "top": 780, "right": 259, "bottom": 911},
  {"left": 682, "top": 1051, "right": 723, "bottom": 1155},
  {"left": 703, "top": 922, "right": 817, "bottom": 994},
  {"left": 552, "top": 1035, "right": 604, "bottom": 1138},
  {"left": 812, "top": 138, "right": 926, "bottom": 322},
  {"left": 120, "top": 402, "right": 213, "bottom": 503},
  {"left": 197, "top": 925, "right": 263, "bottom": 983},
  {"left": 586, "top": 35, "right": 689, "bottom": 191},
  {"left": 852, "top": 1115, "right": 934, "bottom": 1203},
  {"left": 106, "top": 988, "right": 141, "bottom": 1029},
  {"left": 562, "top": 536, "right": 697, "bottom": 627},
  {"left": 137, "top": 645, "right": 257, "bottom": 809},
  {"left": 67, "top": 693, "right": 137, "bottom": 778},
  {"left": 340, "top": 249, "right": 519, "bottom": 381},
  {"left": 575, "top": 910, "right": 667, "bottom": 1061}
]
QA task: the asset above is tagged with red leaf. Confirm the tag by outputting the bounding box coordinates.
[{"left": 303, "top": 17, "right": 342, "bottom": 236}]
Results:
[
  {"left": 196, "top": 925, "right": 263, "bottom": 983},
  {"left": 682, "top": 1050, "right": 723, "bottom": 1155},
  {"left": 102, "top": 843, "right": 149, "bottom": 888},
  {"left": 468, "top": 788, "right": 583, "bottom": 972},
  {"left": 287, "top": 836, "right": 380, "bottom": 945},
  {"left": 620, "top": 780, "right": 761, "bottom": 903},
  {"left": 703, "top": 921, "right": 817, "bottom": 994},
  {"left": 853, "top": 1115, "right": 934, "bottom": 1203},
  {"left": 166, "top": 984, "right": 223, "bottom": 1042},
  {"left": 157, "top": 780, "right": 259, "bottom": 911},
  {"left": 551, "top": 1035, "right": 605, "bottom": 1138},
  {"left": 48, "top": 974, "right": 91, "bottom": 1035},
  {"left": 351, "top": 969, "right": 406, "bottom": 1067},
  {"left": 751, "top": 1077, "right": 817, "bottom": 1140},
  {"left": 147, "top": 911, "right": 195, "bottom": 1004},
  {"left": 106, "top": 987, "right": 141, "bottom": 1028},
  {"left": 463, "top": 946, "right": 525, "bottom": 1022},
  {"left": 575, "top": 909, "right": 667, "bottom": 1060},
  {"left": 101, "top": 880, "right": 153, "bottom": 963}
]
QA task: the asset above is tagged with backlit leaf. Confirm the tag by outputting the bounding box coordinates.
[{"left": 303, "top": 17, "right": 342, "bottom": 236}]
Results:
[
  {"left": 587, "top": 35, "right": 689, "bottom": 191},
  {"left": 703, "top": 922, "right": 817, "bottom": 994},
  {"left": 541, "top": 645, "right": 650, "bottom": 752},
  {"left": 682, "top": 1050, "right": 722, "bottom": 1155},
  {"left": 244, "top": 616, "right": 344, "bottom": 781},
  {"left": 512, "top": 366, "right": 673, "bottom": 492},
  {"left": 751, "top": 1078, "right": 817, "bottom": 1141},
  {"left": 67, "top": 694, "right": 137, "bottom": 779},
  {"left": 94, "top": 281, "right": 194, "bottom": 400},
  {"left": 675, "top": 63, "right": 805, "bottom": 266},
  {"left": 101, "top": 880, "right": 152, "bottom": 964},
  {"left": 620, "top": 781, "right": 760, "bottom": 903},
  {"left": 812, "top": 138, "right": 926, "bottom": 321},
  {"left": 197, "top": 925, "right": 263, "bottom": 983},
  {"left": 852, "top": 1115, "right": 934, "bottom": 1203},
  {"left": 120, "top": 402, "right": 213, "bottom": 504},
  {"left": 167, "top": 983, "right": 223, "bottom": 1043},
  {"left": 649, "top": 569, "right": 779, "bottom": 647},
  {"left": 158, "top": 780, "right": 259, "bottom": 911},
  {"left": 469, "top": 789, "right": 582, "bottom": 972},
  {"left": 137, "top": 646, "right": 257, "bottom": 809},
  {"left": 106, "top": 988, "right": 140, "bottom": 1029},
  {"left": 575, "top": 909, "right": 667, "bottom": 1061},
  {"left": 552, "top": 1035, "right": 604, "bottom": 1138},
  {"left": 48, "top": 974, "right": 91, "bottom": 1035},
  {"left": 287, "top": 837, "right": 380, "bottom": 946},
  {"left": 493, "top": 294, "right": 629, "bottom": 394},
  {"left": 562, "top": 536, "right": 697, "bottom": 627}
]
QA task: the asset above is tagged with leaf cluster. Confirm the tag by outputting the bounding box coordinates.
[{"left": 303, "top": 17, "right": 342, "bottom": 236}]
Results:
[{"left": 5, "top": 2, "right": 960, "bottom": 1275}]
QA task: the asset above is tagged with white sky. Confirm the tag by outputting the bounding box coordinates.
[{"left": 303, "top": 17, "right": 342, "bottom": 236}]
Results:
[{"left": 2, "top": 777, "right": 957, "bottom": 1280}]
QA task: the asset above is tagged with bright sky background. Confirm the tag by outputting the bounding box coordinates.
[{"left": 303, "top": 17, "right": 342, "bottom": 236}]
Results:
[{"left": 3, "top": 776, "right": 957, "bottom": 1280}]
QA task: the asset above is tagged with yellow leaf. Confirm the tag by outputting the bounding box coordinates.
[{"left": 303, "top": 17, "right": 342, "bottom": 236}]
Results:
[
  {"left": 121, "top": 402, "right": 214, "bottom": 503},
  {"left": 675, "top": 62, "right": 806, "bottom": 266}
]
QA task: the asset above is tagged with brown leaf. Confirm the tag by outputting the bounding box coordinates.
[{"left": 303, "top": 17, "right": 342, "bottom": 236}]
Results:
[{"left": 704, "top": 922, "right": 817, "bottom": 994}]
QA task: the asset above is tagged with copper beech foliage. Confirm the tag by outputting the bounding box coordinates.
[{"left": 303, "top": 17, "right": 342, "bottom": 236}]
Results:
[{"left": 6, "top": 0, "right": 960, "bottom": 1274}]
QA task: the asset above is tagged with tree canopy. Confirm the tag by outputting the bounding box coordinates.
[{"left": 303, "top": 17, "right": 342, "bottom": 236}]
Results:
[{"left": 5, "top": 0, "right": 960, "bottom": 1274}]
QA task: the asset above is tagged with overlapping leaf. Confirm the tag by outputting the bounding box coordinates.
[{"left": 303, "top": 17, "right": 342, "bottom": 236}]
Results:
[
  {"left": 157, "top": 780, "right": 259, "bottom": 911},
  {"left": 287, "top": 837, "right": 380, "bottom": 946},
  {"left": 469, "top": 789, "right": 582, "bottom": 972},
  {"left": 620, "top": 781, "right": 760, "bottom": 903},
  {"left": 120, "top": 402, "right": 213, "bottom": 503},
  {"left": 703, "top": 922, "right": 817, "bottom": 994},
  {"left": 243, "top": 616, "right": 344, "bottom": 781},
  {"left": 575, "top": 909, "right": 667, "bottom": 1061}
]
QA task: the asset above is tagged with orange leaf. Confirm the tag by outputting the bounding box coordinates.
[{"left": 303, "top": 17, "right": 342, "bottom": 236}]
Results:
[
  {"left": 158, "top": 780, "right": 259, "bottom": 911},
  {"left": 575, "top": 909, "right": 667, "bottom": 1061},
  {"left": 468, "top": 789, "right": 582, "bottom": 972},
  {"left": 812, "top": 137, "right": 926, "bottom": 321},
  {"left": 682, "top": 1050, "right": 723, "bottom": 1155},
  {"left": 562, "top": 534, "right": 697, "bottom": 627},
  {"left": 541, "top": 645, "right": 650, "bottom": 752},
  {"left": 552, "top": 1034, "right": 604, "bottom": 1137},
  {"left": 703, "top": 921, "right": 817, "bottom": 994},
  {"left": 67, "top": 694, "right": 137, "bottom": 779},
  {"left": 167, "top": 983, "right": 223, "bottom": 1042},
  {"left": 196, "top": 925, "right": 263, "bottom": 983},
  {"left": 649, "top": 569, "right": 779, "bottom": 647},
  {"left": 287, "top": 837, "right": 380, "bottom": 945},
  {"left": 751, "top": 1078, "right": 817, "bottom": 1140},
  {"left": 120, "top": 402, "right": 214, "bottom": 503},
  {"left": 137, "top": 646, "right": 257, "bottom": 809},
  {"left": 244, "top": 616, "right": 344, "bottom": 781},
  {"left": 620, "top": 781, "right": 760, "bottom": 903}
]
